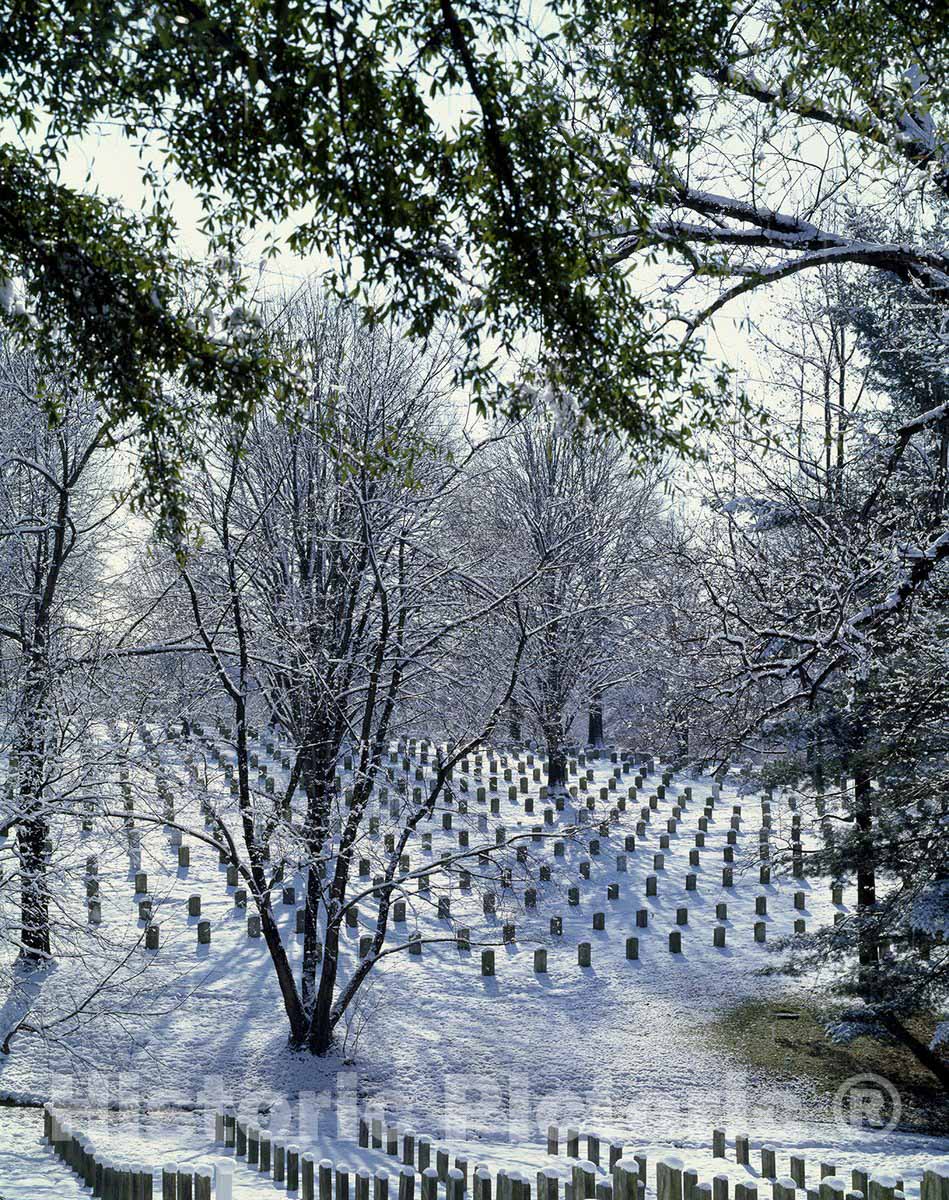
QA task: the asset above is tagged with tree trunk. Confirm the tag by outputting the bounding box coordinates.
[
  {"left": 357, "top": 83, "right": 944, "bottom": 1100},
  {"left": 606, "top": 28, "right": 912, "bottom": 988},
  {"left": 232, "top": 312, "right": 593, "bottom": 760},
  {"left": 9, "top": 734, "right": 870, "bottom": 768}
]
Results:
[
  {"left": 853, "top": 761, "right": 878, "bottom": 971},
  {"left": 18, "top": 816, "right": 49, "bottom": 961},
  {"left": 823, "top": 358, "right": 833, "bottom": 506},
  {"left": 835, "top": 324, "right": 846, "bottom": 502},
  {"left": 300, "top": 732, "right": 335, "bottom": 1017},
  {"left": 546, "top": 724, "right": 568, "bottom": 790},
  {"left": 307, "top": 929, "right": 339, "bottom": 1055},
  {"left": 508, "top": 696, "right": 521, "bottom": 743},
  {"left": 587, "top": 700, "right": 604, "bottom": 747},
  {"left": 260, "top": 900, "right": 307, "bottom": 1041},
  {"left": 935, "top": 412, "right": 948, "bottom": 522},
  {"left": 234, "top": 703, "right": 307, "bottom": 1041},
  {"left": 306, "top": 771, "right": 367, "bottom": 1055},
  {"left": 808, "top": 729, "right": 825, "bottom": 796},
  {"left": 17, "top": 686, "right": 50, "bottom": 962}
]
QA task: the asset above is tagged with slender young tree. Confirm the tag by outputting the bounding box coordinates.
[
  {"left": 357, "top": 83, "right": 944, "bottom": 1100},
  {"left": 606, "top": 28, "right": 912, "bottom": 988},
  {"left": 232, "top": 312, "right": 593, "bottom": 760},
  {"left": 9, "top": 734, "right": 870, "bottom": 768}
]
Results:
[
  {"left": 159, "top": 297, "right": 541, "bottom": 1053},
  {"left": 0, "top": 346, "right": 128, "bottom": 962},
  {"left": 492, "top": 412, "right": 659, "bottom": 782}
]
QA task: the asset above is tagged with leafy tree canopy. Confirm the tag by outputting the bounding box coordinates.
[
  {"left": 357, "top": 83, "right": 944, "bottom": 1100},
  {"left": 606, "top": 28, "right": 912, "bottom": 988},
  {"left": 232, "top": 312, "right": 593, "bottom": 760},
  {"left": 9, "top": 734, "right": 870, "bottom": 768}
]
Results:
[{"left": 1, "top": 1, "right": 948, "bottom": 529}]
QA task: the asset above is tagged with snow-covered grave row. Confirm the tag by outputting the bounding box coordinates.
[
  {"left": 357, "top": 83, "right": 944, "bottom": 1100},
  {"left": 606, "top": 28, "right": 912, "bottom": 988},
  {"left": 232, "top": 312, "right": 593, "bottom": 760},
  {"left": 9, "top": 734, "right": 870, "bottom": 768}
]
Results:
[
  {"left": 35, "top": 718, "right": 852, "bottom": 1042},
  {"left": 33, "top": 1088, "right": 949, "bottom": 1200},
  {"left": 29, "top": 717, "right": 852, "bottom": 1022},
  {"left": 8, "top": 723, "right": 923, "bottom": 1199},
  {"left": 131, "top": 715, "right": 839, "bottom": 969},
  {"left": 43, "top": 1105, "right": 166, "bottom": 1198},
  {"left": 123, "top": 1101, "right": 949, "bottom": 1200}
]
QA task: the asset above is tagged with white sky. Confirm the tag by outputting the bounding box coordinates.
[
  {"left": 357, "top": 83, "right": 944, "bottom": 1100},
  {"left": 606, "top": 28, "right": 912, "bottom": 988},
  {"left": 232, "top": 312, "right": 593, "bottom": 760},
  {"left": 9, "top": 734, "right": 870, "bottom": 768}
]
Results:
[{"left": 57, "top": 116, "right": 774, "bottom": 378}]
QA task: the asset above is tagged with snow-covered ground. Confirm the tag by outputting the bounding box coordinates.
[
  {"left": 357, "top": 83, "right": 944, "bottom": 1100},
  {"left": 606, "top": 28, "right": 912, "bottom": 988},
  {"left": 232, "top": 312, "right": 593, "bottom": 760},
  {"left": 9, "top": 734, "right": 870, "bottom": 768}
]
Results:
[{"left": 1, "top": 734, "right": 946, "bottom": 1197}]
